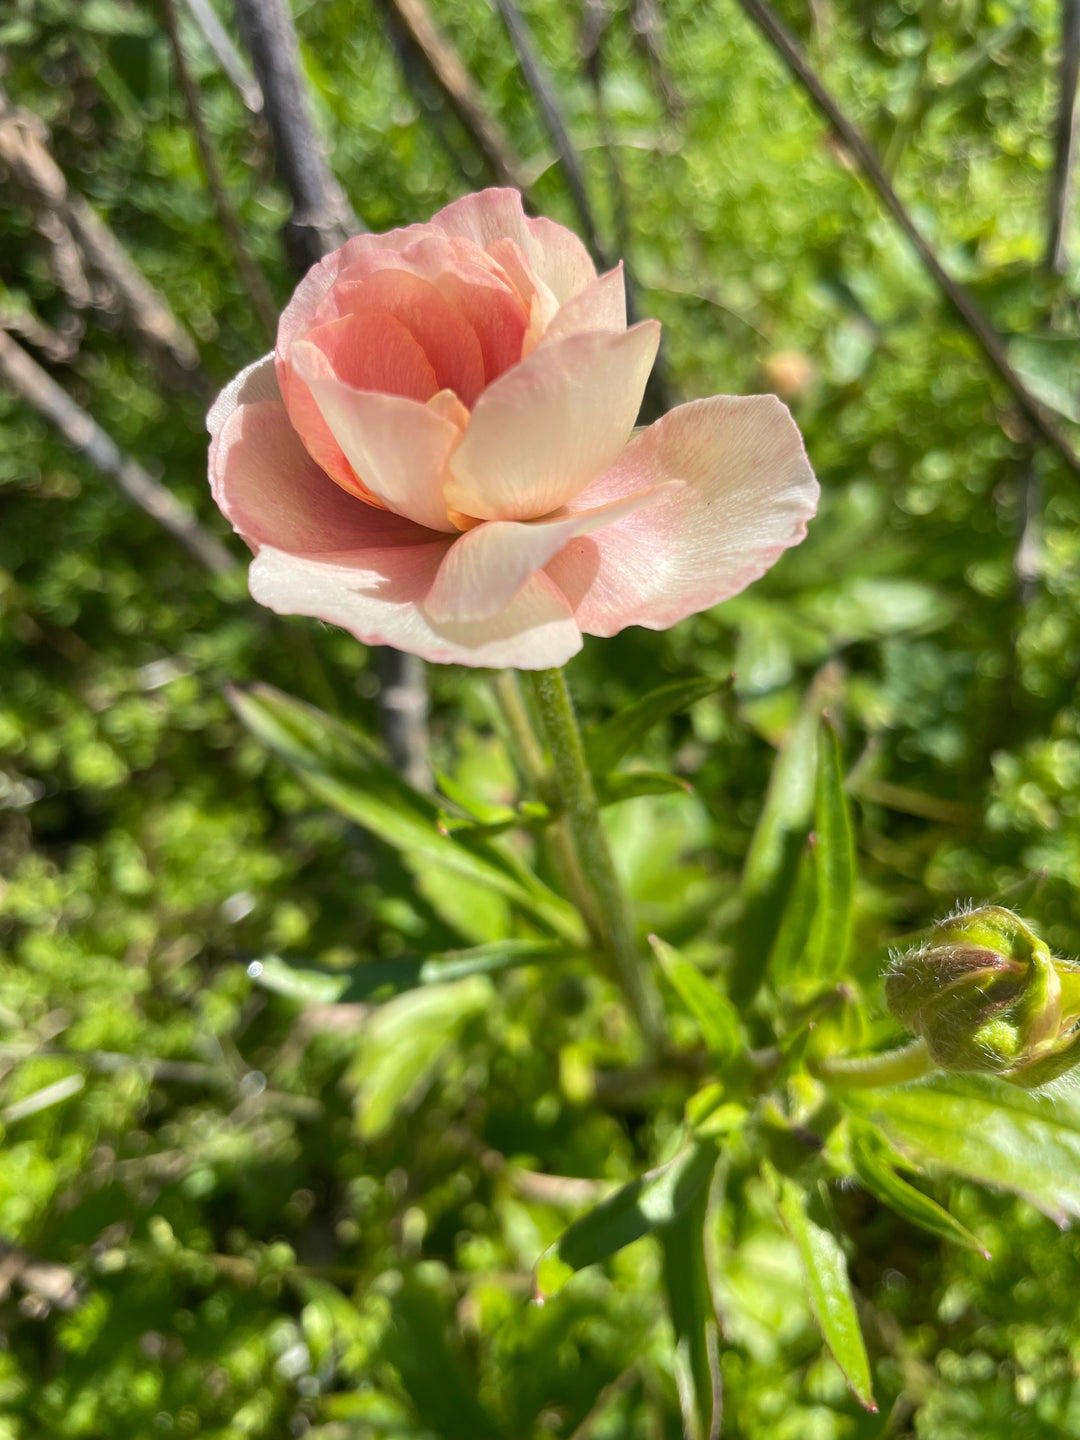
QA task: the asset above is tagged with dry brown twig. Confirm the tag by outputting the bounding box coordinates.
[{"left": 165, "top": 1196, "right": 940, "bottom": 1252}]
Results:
[
  {"left": 160, "top": 0, "right": 279, "bottom": 341},
  {"left": 378, "top": 0, "right": 527, "bottom": 191},
  {"left": 0, "top": 88, "right": 201, "bottom": 383},
  {"left": 0, "top": 327, "right": 234, "bottom": 575}
]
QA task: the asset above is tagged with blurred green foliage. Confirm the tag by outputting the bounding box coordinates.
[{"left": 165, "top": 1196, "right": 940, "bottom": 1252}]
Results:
[{"left": 4, "top": 0, "right": 1080, "bottom": 1435}]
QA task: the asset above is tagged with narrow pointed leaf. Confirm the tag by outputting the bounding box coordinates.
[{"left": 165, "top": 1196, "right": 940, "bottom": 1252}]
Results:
[
  {"left": 769, "top": 1167, "right": 877, "bottom": 1412},
  {"left": 659, "top": 1184, "right": 722, "bottom": 1440},
  {"left": 595, "top": 769, "right": 694, "bottom": 805},
  {"left": 537, "top": 1141, "right": 718, "bottom": 1296},
  {"left": 250, "top": 940, "right": 572, "bottom": 1004},
  {"left": 849, "top": 1122, "right": 989, "bottom": 1256},
  {"left": 650, "top": 936, "right": 741, "bottom": 1063},
  {"left": 228, "top": 684, "right": 584, "bottom": 945},
  {"left": 807, "top": 720, "right": 856, "bottom": 978},
  {"left": 584, "top": 676, "right": 722, "bottom": 775},
  {"left": 350, "top": 977, "right": 490, "bottom": 1141},
  {"left": 729, "top": 671, "right": 835, "bottom": 1006},
  {"left": 767, "top": 840, "right": 817, "bottom": 987}
]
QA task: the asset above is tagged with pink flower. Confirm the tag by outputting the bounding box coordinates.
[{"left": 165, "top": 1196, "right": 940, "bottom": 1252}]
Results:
[{"left": 208, "top": 189, "right": 818, "bottom": 669}]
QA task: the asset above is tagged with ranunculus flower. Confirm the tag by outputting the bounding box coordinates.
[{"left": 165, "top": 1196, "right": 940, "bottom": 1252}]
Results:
[{"left": 208, "top": 189, "right": 818, "bottom": 668}]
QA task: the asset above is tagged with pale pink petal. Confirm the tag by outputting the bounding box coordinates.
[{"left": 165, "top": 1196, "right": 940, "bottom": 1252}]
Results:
[
  {"left": 318, "top": 234, "right": 530, "bottom": 387},
  {"left": 249, "top": 546, "right": 582, "bottom": 668},
  {"left": 334, "top": 267, "right": 486, "bottom": 406},
  {"left": 424, "top": 484, "right": 675, "bottom": 624},
  {"left": 207, "top": 352, "right": 279, "bottom": 437},
  {"left": 539, "top": 264, "right": 626, "bottom": 346},
  {"left": 445, "top": 321, "right": 661, "bottom": 522},
  {"left": 304, "top": 311, "right": 439, "bottom": 400},
  {"left": 544, "top": 395, "right": 819, "bottom": 635},
  {"left": 274, "top": 223, "right": 445, "bottom": 367},
  {"left": 210, "top": 399, "right": 430, "bottom": 555},
  {"left": 293, "top": 341, "right": 460, "bottom": 533},
  {"left": 433, "top": 188, "right": 596, "bottom": 304},
  {"left": 279, "top": 311, "right": 441, "bottom": 499}
]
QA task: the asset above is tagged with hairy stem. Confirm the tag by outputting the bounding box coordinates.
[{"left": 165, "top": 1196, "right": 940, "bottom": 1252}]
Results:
[
  {"left": 812, "top": 1037, "right": 932, "bottom": 1089},
  {"left": 494, "top": 671, "right": 606, "bottom": 947},
  {"left": 527, "top": 668, "right": 665, "bottom": 1052}
]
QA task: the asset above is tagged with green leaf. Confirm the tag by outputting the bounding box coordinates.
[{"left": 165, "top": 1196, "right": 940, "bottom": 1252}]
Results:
[
  {"left": 849, "top": 1122, "right": 989, "bottom": 1256},
  {"left": 536, "top": 1141, "right": 719, "bottom": 1296},
  {"left": 595, "top": 769, "right": 694, "bottom": 805},
  {"left": 840, "top": 1072, "right": 1080, "bottom": 1224},
  {"left": 659, "top": 1184, "right": 722, "bottom": 1440},
  {"left": 228, "top": 684, "right": 585, "bottom": 946},
  {"left": 768, "top": 1166, "right": 877, "bottom": 1412},
  {"left": 650, "top": 936, "right": 741, "bottom": 1064},
  {"left": 730, "top": 668, "right": 839, "bottom": 1006},
  {"left": 766, "top": 841, "right": 817, "bottom": 988},
  {"left": 806, "top": 720, "right": 856, "bottom": 979},
  {"left": 584, "top": 676, "right": 722, "bottom": 775},
  {"left": 249, "top": 940, "right": 571, "bottom": 1005},
  {"left": 348, "top": 977, "right": 490, "bottom": 1141},
  {"left": 381, "top": 1271, "right": 502, "bottom": 1440}
]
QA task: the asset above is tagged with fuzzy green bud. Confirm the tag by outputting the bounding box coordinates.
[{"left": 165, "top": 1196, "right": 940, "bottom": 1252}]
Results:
[{"left": 885, "top": 907, "right": 1080, "bottom": 1088}]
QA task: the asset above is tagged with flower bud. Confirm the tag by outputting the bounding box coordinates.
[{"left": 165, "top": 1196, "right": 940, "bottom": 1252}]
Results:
[{"left": 885, "top": 907, "right": 1080, "bottom": 1088}]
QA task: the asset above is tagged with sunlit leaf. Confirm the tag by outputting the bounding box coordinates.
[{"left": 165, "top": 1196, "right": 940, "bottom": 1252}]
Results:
[
  {"left": 768, "top": 1166, "right": 877, "bottom": 1412},
  {"left": 536, "top": 1141, "right": 719, "bottom": 1296},
  {"left": 584, "top": 676, "right": 722, "bottom": 775},
  {"left": 849, "top": 1121, "right": 989, "bottom": 1256},
  {"left": 248, "top": 939, "right": 572, "bottom": 1004},
  {"left": 840, "top": 1072, "right": 1080, "bottom": 1224},
  {"left": 349, "top": 977, "right": 491, "bottom": 1141},
  {"left": 659, "top": 1185, "right": 722, "bottom": 1440},
  {"left": 730, "top": 668, "right": 839, "bottom": 1005},
  {"left": 806, "top": 719, "right": 855, "bottom": 979},
  {"left": 228, "top": 684, "right": 585, "bottom": 946},
  {"left": 650, "top": 935, "right": 741, "bottom": 1063}
]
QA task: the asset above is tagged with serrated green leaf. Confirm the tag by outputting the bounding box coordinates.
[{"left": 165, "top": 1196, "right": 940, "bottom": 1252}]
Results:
[
  {"left": 730, "top": 669, "right": 839, "bottom": 1005},
  {"left": 349, "top": 977, "right": 490, "bottom": 1141},
  {"left": 769, "top": 1167, "right": 876, "bottom": 1412},
  {"left": 659, "top": 1185, "right": 722, "bottom": 1440},
  {"left": 840, "top": 1072, "right": 1080, "bottom": 1223},
  {"left": 650, "top": 936, "right": 741, "bottom": 1063},
  {"left": 249, "top": 940, "right": 572, "bottom": 1005},
  {"left": 537, "top": 1141, "right": 718, "bottom": 1295},
  {"left": 228, "top": 684, "right": 584, "bottom": 946},
  {"left": 849, "top": 1122, "right": 988, "bottom": 1256},
  {"left": 807, "top": 720, "right": 856, "bottom": 979},
  {"left": 584, "top": 677, "right": 722, "bottom": 775}
]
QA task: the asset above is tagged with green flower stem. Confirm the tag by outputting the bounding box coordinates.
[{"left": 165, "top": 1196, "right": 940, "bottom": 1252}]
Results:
[
  {"left": 812, "top": 1038, "right": 933, "bottom": 1089},
  {"left": 526, "top": 668, "right": 665, "bottom": 1053},
  {"left": 493, "top": 671, "right": 606, "bottom": 948}
]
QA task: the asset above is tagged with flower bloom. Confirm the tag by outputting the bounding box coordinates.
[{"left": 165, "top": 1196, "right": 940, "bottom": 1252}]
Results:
[{"left": 208, "top": 189, "right": 818, "bottom": 668}]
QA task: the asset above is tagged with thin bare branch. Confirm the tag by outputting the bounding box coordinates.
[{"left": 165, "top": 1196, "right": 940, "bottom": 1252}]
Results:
[
  {"left": 182, "top": 0, "right": 264, "bottom": 111},
  {"left": 732, "top": 0, "right": 1080, "bottom": 477},
  {"left": 231, "top": 0, "right": 362, "bottom": 272},
  {"left": 161, "top": 0, "right": 279, "bottom": 341},
  {"left": 1048, "top": 0, "right": 1080, "bottom": 274},
  {"left": 378, "top": 0, "right": 527, "bottom": 190},
  {"left": 492, "top": 0, "right": 610, "bottom": 265},
  {"left": 0, "top": 327, "right": 235, "bottom": 575},
  {"left": 628, "top": 0, "right": 684, "bottom": 120},
  {"left": 0, "top": 92, "right": 202, "bottom": 382}
]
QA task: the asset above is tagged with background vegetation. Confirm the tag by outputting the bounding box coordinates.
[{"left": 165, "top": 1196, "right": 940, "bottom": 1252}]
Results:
[{"left": 4, "top": 0, "right": 1080, "bottom": 1435}]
